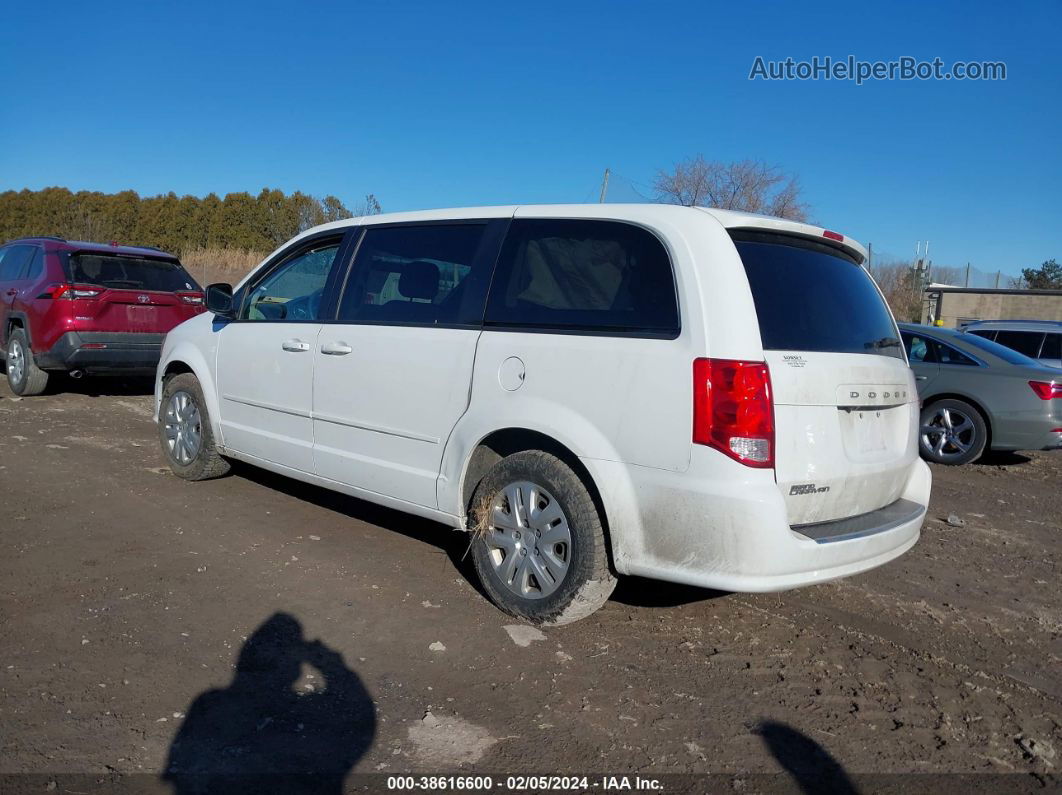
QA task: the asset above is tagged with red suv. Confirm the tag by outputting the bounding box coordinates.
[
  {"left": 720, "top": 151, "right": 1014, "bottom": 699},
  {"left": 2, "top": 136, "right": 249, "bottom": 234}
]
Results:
[{"left": 1, "top": 236, "right": 205, "bottom": 395}]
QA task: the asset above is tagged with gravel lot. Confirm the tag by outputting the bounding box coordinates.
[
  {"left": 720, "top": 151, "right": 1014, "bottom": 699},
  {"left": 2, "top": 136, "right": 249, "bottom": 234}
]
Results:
[{"left": 1, "top": 377, "right": 1059, "bottom": 792}]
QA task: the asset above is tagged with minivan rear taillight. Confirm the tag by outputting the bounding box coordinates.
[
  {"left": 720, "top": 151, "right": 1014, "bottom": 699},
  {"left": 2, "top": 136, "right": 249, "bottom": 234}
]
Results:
[
  {"left": 1029, "top": 380, "right": 1062, "bottom": 400},
  {"left": 37, "top": 283, "right": 103, "bottom": 300},
  {"left": 693, "top": 358, "right": 774, "bottom": 468}
]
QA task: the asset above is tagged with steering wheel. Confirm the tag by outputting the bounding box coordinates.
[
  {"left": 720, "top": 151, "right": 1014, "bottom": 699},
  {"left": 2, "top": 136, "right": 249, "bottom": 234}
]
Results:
[{"left": 286, "top": 289, "right": 323, "bottom": 321}]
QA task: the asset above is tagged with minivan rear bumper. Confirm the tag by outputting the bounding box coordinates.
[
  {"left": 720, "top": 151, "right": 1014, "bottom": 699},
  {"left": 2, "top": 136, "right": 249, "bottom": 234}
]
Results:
[
  {"left": 591, "top": 449, "right": 930, "bottom": 592},
  {"left": 37, "top": 332, "right": 165, "bottom": 374}
]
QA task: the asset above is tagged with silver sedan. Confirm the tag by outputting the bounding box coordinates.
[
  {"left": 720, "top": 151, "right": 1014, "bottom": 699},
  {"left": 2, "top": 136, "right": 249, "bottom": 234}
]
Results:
[{"left": 899, "top": 324, "right": 1062, "bottom": 465}]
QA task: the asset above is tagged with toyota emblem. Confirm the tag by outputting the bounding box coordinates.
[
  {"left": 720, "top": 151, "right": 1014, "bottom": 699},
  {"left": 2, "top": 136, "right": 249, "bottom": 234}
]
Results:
[{"left": 137, "top": 294, "right": 150, "bottom": 303}]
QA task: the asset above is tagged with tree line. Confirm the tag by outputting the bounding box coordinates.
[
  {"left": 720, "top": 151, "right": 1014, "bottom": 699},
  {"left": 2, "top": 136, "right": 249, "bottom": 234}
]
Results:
[{"left": 0, "top": 187, "right": 382, "bottom": 255}]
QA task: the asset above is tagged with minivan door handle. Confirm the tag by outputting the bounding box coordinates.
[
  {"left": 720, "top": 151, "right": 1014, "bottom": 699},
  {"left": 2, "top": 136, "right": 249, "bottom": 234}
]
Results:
[
  {"left": 281, "top": 339, "right": 311, "bottom": 352},
  {"left": 320, "top": 341, "right": 353, "bottom": 356}
]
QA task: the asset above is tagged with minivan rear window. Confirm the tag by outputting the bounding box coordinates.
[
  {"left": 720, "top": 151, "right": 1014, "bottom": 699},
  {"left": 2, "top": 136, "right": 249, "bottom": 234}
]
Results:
[
  {"left": 64, "top": 253, "right": 198, "bottom": 292},
  {"left": 732, "top": 232, "right": 903, "bottom": 360}
]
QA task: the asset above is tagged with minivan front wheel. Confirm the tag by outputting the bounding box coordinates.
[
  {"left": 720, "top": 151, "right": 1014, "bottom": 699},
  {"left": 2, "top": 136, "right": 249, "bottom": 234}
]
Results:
[
  {"left": 5, "top": 329, "right": 49, "bottom": 396},
  {"left": 919, "top": 398, "right": 987, "bottom": 465},
  {"left": 159, "top": 373, "right": 230, "bottom": 481},
  {"left": 469, "top": 451, "right": 615, "bottom": 625}
]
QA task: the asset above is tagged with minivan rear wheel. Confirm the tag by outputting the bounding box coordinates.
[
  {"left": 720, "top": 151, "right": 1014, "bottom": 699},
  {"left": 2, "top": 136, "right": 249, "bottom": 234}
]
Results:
[
  {"left": 469, "top": 450, "right": 615, "bottom": 625},
  {"left": 5, "top": 329, "right": 49, "bottom": 396},
  {"left": 159, "top": 373, "right": 230, "bottom": 480},
  {"left": 919, "top": 398, "right": 987, "bottom": 465}
]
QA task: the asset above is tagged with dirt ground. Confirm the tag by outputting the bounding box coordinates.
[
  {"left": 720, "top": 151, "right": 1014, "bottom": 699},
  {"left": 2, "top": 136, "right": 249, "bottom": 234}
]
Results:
[{"left": 1, "top": 376, "right": 1059, "bottom": 793}]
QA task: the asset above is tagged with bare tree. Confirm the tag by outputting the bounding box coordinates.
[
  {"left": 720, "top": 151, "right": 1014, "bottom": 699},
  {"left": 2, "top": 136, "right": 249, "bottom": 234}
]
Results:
[
  {"left": 353, "top": 193, "right": 382, "bottom": 217},
  {"left": 868, "top": 260, "right": 924, "bottom": 322},
  {"left": 653, "top": 157, "right": 809, "bottom": 221},
  {"left": 928, "top": 265, "right": 964, "bottom": 286}
]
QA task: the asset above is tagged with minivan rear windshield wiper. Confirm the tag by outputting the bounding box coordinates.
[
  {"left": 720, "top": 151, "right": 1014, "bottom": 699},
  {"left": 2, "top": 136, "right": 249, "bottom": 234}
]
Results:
[{"left": 864, "top": 336, "right": 902, "bottom": 350}]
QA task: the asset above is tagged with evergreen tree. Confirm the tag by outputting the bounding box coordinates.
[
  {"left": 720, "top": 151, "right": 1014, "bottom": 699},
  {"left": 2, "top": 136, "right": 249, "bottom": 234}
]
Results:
[{"left": 0, "top": 187, "right": 360, "bottom": 254}]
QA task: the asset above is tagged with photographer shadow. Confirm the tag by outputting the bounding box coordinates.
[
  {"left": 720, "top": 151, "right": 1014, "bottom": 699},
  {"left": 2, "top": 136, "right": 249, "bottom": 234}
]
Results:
[
  {"left": 757, "top": 721, "right": 858, "bottom": 795},
  {"left": 163, "top": 612, "right": 375, "bottom": 794}
]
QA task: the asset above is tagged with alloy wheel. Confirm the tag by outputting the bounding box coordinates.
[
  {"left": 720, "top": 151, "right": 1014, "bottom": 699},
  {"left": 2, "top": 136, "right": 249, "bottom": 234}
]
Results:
[
  {"left": 920, "top": 406, "right": 977, "bottom": 462},
  {"left": 164, "top": 390, "right": 203, "bottom": 465},
  {"left": 7, "top": 340, "right": 24, "bottom": 385}
]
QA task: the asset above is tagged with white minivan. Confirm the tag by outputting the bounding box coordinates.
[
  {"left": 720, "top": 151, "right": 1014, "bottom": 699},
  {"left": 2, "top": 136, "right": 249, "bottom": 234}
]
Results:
[{"left": 155, "top": 204, "right": 930, "bottom": 624}]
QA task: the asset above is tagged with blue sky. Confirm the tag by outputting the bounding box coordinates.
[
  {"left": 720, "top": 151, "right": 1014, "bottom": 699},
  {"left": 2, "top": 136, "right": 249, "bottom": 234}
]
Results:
[{"left": 1, "top": 0, "right": 1058, "bottom": 275}]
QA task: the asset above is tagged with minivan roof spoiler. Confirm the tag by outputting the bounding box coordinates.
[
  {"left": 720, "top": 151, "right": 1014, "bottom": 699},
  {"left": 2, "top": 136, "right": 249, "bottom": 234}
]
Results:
[{"left": 696, "top": 207, "right": 868, "bottom": 264}]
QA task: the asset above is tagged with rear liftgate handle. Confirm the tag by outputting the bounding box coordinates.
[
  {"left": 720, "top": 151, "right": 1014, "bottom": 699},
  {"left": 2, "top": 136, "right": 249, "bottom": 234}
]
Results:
[{"left": 320, "top": 341, "right": 353, "bottom": 356}]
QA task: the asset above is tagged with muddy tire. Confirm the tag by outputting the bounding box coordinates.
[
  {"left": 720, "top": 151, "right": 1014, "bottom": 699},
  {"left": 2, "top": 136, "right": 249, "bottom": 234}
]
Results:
[
  {"left": 469, "top": 450, "right": 615, "bottom": 625},
  {"left": 159, "top": 373, "right": 230, "bottom": 481},
  {"left": 5, "top": 329, "right": 49, "bottom": 396}
]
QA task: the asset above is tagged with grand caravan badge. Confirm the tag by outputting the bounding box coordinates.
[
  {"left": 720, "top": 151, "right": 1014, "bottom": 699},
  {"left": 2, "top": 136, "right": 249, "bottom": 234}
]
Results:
[{"left": 790, "top": 483, "right": 830, "bottom": 495}]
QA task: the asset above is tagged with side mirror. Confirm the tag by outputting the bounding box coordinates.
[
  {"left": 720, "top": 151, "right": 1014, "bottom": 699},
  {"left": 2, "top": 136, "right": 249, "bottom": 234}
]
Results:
[{"left": 205, "top": 283, "right": 235, "bottom": 317}]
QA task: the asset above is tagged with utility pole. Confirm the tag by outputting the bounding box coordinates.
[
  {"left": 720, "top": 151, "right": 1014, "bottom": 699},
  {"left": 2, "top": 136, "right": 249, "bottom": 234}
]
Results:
[
  {"left": 965, "top": 262, "right": 971, "bottom": 288},
  {"left": 598, "top": 168, "right": 610, "bottom": 203},
  {"left": 994, "top": 270, "right": 1001, "bottom": 289}
]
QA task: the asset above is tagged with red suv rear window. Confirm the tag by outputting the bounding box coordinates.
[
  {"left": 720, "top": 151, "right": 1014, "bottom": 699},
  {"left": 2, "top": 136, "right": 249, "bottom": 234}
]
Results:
[{"left": 64, "top": 253, "right": 199, "bottom": 293}]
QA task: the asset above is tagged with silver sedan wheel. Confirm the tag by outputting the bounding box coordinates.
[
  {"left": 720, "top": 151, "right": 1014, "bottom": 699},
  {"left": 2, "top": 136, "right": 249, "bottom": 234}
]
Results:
[
  {"left": 164, "top": 390, "right": 203, "bottom": 465},
  {"left": 7, "top": 339, "right": 24, "bottom": 385},
  {"left": 921, "top": 406, "right": 977, "bottom": 462},
  {"left": 485, "top": 480, "right": 572, "bottom": 600}
]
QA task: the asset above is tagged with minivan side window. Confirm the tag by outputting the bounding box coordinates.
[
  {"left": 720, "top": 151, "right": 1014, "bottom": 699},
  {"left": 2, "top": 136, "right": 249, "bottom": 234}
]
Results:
[
  {"left": 242, "top": 239, "right": 341, "bottom": 321},
  {"left": 994, "top": 330, "right": 1044, "bottom": 359},
  {"left": 337, "top": 223, "right": 489, "bottom": 326},
  {"left": 484, "top": 219, "right": 679, "bottom": 337}
]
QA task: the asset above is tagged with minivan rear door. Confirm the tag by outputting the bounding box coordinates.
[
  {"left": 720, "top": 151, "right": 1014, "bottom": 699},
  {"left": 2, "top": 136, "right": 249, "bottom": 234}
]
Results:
[{"left": 733, "top": 231, "right": 919, "bottom": 526}]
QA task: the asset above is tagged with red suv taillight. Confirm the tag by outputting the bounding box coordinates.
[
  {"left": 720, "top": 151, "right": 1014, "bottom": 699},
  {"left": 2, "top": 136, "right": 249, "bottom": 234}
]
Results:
[
  {"left": 177, "top": 291, "right": 205, "bottom": 305},
  {"left": 1029, "top": 380, "right": 1062, "bottom": 400},
  {"left": 37, "top": 283, "right": 104, "bottom": 300},
  {"left": 693, "top": 358, "right": 774, "bottom": 468}
]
